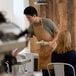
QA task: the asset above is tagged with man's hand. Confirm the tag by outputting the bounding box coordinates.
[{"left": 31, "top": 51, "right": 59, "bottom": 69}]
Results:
[{"left": 48, "top": 41, "right": 54, "bottom": 46}]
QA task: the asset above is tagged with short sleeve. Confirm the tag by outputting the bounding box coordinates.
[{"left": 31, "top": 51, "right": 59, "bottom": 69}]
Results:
[
  {"left": 43, "top": 18, "right": 58, "bottom": 37},
  {"left": 27, "top": 25, "right": 35, "bottom": 37},
  {"left": 47, "top": 19, "right": 58, "bottom": 33}
]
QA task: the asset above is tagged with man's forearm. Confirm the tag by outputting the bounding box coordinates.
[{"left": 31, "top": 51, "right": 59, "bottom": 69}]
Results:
[{"left": 52, "top": 29, "right": 59, "bottom": 43}]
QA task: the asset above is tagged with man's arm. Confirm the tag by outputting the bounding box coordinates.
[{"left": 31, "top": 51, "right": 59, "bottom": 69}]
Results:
[
  {"left": 16, "top": 29, "right": 29, "bottom": 39},
  {"left": 49, "top": 29, "right": 59, "bottom": 45},
  {"left": 12, "top": 47, "right": 25, "bottom": 57},
  {"left": 12, "top": 26, "right": 35, "bottom": 57}
]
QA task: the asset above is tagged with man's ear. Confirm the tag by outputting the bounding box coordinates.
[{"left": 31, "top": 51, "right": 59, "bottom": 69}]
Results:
[{"left": 33, "top": 15, "right": 36, "bottom": 17}]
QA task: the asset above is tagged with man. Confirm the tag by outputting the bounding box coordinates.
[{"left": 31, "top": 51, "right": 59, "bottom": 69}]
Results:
[{"left": 13, "top": 6, "right": 59, "bottom": 73}]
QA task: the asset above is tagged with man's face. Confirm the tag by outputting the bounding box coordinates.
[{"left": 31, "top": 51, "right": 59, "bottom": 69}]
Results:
[{"left": 25, "top": 15, "right": 35, "bottom": 23}]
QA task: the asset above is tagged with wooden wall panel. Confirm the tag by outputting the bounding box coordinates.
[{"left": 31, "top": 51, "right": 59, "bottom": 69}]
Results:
[
  {"left": 52, "top": 0, "right": 60, "bottom": 26},
  {"left": 57, "top": 0, "right": 67, "bottom": 30},
  {"left": 46, "top": 0, "right": 53, "bottom": 20},
  {"left": 74, "top": 0, "right": 76, "bottom": 49},
  {"left": 67, "top": 0, "right": 75, "bottom": 49},
  {"left": 40, "top": 5, "right": 47, "bottom": 17}
]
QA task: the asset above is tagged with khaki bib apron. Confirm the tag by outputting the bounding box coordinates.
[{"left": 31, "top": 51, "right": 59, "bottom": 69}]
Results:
[{"left": 33, "top": 19, "right": 57, "bottom": 70}]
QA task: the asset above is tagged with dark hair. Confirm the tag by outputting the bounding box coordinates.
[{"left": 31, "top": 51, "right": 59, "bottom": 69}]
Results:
[
  {"left": 24, "top": 6, "right": 38, "bottom": 16},
  {"left": 0, "top": 12, "right": 6, "bottom": 24}
]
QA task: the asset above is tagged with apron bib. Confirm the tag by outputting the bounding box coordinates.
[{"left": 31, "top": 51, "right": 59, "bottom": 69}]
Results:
[{"left": 33, "top": 19, "right": 57, "bottom": 70}]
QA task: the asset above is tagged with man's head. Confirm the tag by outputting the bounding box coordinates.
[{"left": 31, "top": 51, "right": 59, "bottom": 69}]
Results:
[{"left": 24, "top": 6, "right": 38, "bottom": 23}]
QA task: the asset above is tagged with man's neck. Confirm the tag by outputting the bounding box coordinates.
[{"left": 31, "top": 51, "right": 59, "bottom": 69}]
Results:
[{"left": 34, "top": 17, "right": 41, "bottom": 23}]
